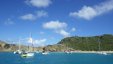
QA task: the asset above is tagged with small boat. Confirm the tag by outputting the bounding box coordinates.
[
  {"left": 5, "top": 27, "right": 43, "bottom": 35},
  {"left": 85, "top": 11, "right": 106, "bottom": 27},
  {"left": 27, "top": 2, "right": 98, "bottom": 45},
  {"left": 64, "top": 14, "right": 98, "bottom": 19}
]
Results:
[
  {"left": 97, "top": 52, "right": 108, "bottom": 55},
  {"left": 14, "top": 50, "right": 22, "bottom": 54},
  {"left": 102, "top": 52, "right": 107, "bottom": 55},
  {"left": 97, "top": 38, "right": 108, "bottom": 55},
  {"left": 42, "top": 52, "right": 49, "bottom": 55},
  {"left": 64, "top": 50, "right": 71, "bottom": 54},
  {"left": 65, "top": 51, "right": 70, "bottom": 54}
]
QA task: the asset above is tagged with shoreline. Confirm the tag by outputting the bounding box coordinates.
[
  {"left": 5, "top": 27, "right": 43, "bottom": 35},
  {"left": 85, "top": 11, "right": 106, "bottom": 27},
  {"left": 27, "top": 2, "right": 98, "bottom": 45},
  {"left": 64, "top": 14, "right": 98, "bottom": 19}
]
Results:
[
  {"left": 68, "top": 51, "right": 113, "bottom": 53},
  {"left": 52, "top": 51, "right": 113, "bottom": 53},
  {"left": 1, "top": 51, "right": 113, "bottom": 53}
]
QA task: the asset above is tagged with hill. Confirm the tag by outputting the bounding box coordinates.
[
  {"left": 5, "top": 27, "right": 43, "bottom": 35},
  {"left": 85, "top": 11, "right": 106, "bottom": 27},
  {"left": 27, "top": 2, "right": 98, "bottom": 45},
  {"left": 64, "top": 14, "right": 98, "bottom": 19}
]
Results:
[
  {"left": 0, "top": 34, "right": 113, "bottom": 52},
  {"left": 58, "top": 34, "right": 113, "bottom": 51},
  {"left": 0, "top": 40, "right": 40, "bottom": 52}
]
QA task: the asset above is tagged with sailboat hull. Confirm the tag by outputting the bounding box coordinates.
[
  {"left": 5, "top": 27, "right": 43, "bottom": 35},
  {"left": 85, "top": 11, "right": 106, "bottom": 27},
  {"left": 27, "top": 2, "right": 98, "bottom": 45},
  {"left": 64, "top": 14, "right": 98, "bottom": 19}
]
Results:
[{"left": 21, "top": 52, "right": 34, "bottom": 57}]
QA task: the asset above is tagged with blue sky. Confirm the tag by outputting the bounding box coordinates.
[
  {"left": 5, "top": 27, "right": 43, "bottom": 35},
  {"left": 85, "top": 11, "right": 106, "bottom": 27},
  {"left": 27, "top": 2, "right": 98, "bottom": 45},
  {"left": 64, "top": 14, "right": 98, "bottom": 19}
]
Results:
[{"left": 0, "top": 0, "right": 113, "bottom": 46}]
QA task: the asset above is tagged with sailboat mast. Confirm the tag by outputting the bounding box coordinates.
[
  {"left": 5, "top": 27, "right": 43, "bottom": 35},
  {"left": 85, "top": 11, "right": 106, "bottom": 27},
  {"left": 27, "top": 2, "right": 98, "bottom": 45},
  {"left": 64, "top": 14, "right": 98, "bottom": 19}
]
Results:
[
  {"left": 98, "top": 37, "right": 101, "bottom": 51},
  {"left": 30, "top": 33, "right": 34, "bottom": 52},
  {"left": 32, "top": 40, "right": 34, "bottom": 51},
  {"left": 19, "top": 38, "right": 20, "bottom": 50}
]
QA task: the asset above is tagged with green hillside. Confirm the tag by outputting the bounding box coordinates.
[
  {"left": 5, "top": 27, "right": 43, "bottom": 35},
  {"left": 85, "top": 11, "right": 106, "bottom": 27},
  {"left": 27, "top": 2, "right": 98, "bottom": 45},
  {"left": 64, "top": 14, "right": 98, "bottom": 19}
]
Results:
[{"left": 58, "top": 34, "right": 113, "bottom": 51}]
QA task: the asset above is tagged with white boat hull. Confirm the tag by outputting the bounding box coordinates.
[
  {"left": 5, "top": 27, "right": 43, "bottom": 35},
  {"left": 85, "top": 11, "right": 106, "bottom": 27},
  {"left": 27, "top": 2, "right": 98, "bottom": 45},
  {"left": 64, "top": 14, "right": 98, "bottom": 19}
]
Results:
[
  {"left": 97, "top": 52, "right": 108, "bottom": 55},
  {"left": 14, "top": 50, "right": 22, "bottom": 54},
  {"left": 27, "top": 53, "right": 34, "bottom": 56},
  {"left": 42, "top": 52, "right": 49, "bottom": 55},
  {"left": 21, "top": 52, "right": 34, "bottom": 57}
]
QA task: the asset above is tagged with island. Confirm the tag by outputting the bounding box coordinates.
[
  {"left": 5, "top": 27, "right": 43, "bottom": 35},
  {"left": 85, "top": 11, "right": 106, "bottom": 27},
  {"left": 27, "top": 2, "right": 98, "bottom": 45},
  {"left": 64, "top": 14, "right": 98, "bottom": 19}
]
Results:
[{"left": 0, "top": 34, "right": 113, "bottom": 53}]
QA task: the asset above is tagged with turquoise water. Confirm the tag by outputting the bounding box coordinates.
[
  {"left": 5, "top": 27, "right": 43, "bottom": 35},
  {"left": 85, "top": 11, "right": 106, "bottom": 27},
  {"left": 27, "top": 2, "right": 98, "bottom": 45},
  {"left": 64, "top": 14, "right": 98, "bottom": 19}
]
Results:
[{"left": 0, "top": 52, "right": 113, "bottom": 64}]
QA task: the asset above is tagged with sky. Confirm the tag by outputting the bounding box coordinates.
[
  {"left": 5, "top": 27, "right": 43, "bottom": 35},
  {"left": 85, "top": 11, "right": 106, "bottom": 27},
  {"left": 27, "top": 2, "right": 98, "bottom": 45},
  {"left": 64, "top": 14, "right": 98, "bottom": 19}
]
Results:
[{"left": 0, "top": 0, "right": 113, "bottom": 46}]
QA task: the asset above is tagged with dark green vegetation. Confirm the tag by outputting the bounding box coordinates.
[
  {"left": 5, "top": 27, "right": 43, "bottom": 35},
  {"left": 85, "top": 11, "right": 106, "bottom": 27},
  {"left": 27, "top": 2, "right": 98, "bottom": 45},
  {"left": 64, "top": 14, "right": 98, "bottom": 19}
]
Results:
[
  {"left": 58, "top": 34, "right": 113, "bottom": 51},
  {"left": 0, "top": 34, "right": 113, "bottom": 51}
]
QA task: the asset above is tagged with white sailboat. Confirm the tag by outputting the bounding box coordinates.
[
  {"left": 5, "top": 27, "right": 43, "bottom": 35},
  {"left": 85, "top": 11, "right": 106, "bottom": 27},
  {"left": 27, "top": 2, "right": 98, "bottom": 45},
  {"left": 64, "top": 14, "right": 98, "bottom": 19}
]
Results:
[
  {"left": 97, "top": 52, "right": 107, "bottom": 55},
  {"left": 97, "top": 38, "right": 107, "bottom": 55},
  {"left": 14, "top": 39, "right": 22, "bottom": 54},
  {"left": 21, "top": 33, "right": 35, "bottom": 57}
]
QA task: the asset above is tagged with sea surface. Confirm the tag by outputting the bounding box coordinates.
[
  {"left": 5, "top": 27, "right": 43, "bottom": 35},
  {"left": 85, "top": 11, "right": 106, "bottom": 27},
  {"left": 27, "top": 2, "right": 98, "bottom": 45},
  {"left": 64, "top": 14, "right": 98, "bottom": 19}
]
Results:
[{"left": 0, "top": 52, "right": 113, "bottom": 64}]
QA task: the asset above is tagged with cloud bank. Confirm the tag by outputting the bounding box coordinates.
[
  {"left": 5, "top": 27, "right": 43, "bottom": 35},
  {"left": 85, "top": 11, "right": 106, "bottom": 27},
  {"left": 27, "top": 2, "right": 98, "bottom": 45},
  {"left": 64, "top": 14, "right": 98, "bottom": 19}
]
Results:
[{"left": 70, "top": 0, "right": 113, "bottom": 20}]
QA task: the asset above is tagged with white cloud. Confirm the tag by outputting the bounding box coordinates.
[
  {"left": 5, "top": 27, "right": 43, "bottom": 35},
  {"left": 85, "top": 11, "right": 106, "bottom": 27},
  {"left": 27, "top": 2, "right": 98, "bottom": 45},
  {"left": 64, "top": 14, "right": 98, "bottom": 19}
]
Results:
[
  {"left": 43, "top": 20, "right": 67, "bottom": 29},
  {"left": 36, "top": 10, "right": 48, "bottom": 18},
  {"left": 28, "top": 37, "right": 33, "bottom": 43},
  {"left": 20, "top": 14, "right": 36, "bottom": 20},
  {"left": 26, "top": 0, "right": 52, "bottom": 8},
  {"left": 27, "top": 37, "right": 47, "bottom": 46},
  {"left": 34, "top": 39, "right": 47, "bottom": 46},
  {"left": 71, "top": 28, "right": 76, "bottom": 32},
  {"left": 70, "top": 6, "right": 97, "bottom": 20},
  {"left": 43, "top": 20, "right": 70, "bottom": 37},
  {"left": 69, "top": 0, "right": 113, "bottom": 20},
  {"left": 56, "top": 29, "right": 70, "bottom": 37},
  {"left": 20, "top": 10, "right": 48, "bottom": 21},
  {"left": 34, "top": 39, "right": 46, "bottom": 44},
  {"left": 4, "top": 18, "right": 15, "bottom": 25}
]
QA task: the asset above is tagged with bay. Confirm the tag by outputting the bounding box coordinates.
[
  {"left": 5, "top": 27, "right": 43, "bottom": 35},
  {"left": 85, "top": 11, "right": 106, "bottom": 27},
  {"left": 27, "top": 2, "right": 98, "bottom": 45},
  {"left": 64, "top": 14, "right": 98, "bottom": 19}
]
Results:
[{"left": 0, "top": 52, "right": 113, "bottom": 64}]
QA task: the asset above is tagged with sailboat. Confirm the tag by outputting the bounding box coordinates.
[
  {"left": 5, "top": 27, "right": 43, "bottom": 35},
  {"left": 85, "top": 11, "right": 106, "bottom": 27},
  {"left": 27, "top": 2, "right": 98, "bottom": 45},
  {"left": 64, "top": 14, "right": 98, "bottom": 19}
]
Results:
[
  {"left": 42, "top": 47, "right": 49, "bottom": 55},
  {"left": 14, "top": 39, "right": 22, "bottom": 54},
  {"left": 97, "top": 37, "right": 107, "bottom": 55},
  {"left": 21, "top": 34, "right": 35, "bottom": 57}
]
